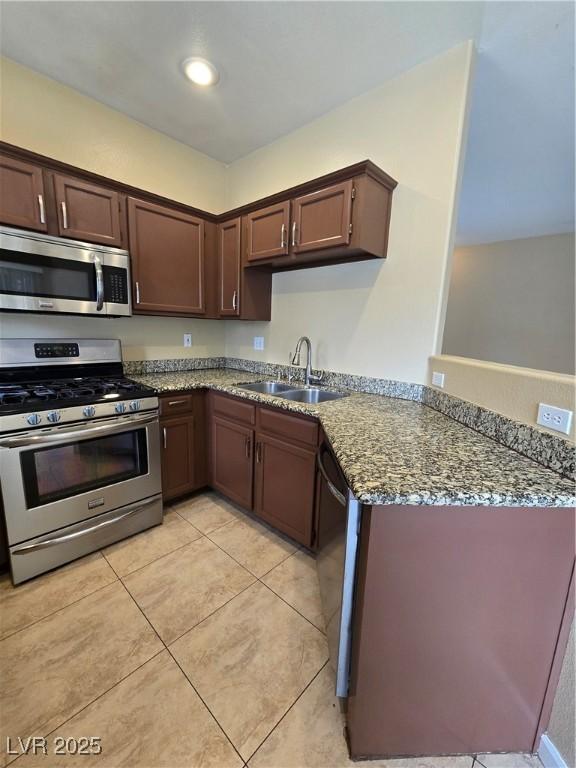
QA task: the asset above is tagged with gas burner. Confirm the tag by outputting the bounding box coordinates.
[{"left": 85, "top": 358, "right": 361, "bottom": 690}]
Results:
[{"left": 0, "top": 385, "right": 30, "bottom": 405}]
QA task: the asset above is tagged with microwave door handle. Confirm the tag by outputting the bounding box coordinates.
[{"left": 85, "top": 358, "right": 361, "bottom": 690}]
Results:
[
  {"left": 0, "top": 412, "right": 157, "bottom": 448},
  {"left": 94, "top": 254, "right": 104, "bottom": 311}
]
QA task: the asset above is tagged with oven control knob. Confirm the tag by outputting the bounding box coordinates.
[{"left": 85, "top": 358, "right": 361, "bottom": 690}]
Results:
[
  {"left": 83, "top": 405, "right": 96, "bottom": 418},
  {"left": 27, "top": 413, "right": 41, "bottom": 426},
  {"left": 115, "top": 402, "right": 126, "bottom": 414},
  {"left": 47, "top": 411, "right": 61, "bottom": 423},
  {"left": 129, "top": 400, "right": 141, "bottom": 412}
]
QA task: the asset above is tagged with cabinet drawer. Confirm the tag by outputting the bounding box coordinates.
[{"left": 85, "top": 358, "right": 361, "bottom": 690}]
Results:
[
  {"left": 211, "top": 392, "right": 256, "bottom": 425},
  {"left": 160, "top": 394, "right": 194, "bottom": 416},
  {"left": 258, "top": 406, "right": 318, "bottom": 446}
]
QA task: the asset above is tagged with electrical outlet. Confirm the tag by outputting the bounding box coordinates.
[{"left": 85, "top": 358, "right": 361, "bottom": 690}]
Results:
[
  {"left": 537, "top": 403, "right": 573, "bottom": 435},
  {"left": 253, "top": 336, "right": 265, "bottom": 351},
  {"left": 432, "top": 371, "right": 445, "bottom": 388},
  {"left": 183, "top": 333, "right": 192, "bottom": 348}
]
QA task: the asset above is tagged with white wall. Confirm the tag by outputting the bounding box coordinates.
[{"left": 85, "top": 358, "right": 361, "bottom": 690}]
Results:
[
  {"left": 224, "top": 43, "right": 475, "bottom": 384},
  {"left": 442, "top": 234, "right": 575, "bottom": 375}
]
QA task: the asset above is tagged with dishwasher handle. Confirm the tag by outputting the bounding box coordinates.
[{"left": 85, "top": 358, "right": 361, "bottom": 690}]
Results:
[{"left": 317, "top": 445, "right": 347, "bottom": 507}]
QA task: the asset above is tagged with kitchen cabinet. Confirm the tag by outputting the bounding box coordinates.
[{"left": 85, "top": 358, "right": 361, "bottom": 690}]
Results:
[
  {"left": 161, "top": 415, "right": 196, "bottom": 500},
  {"left": 217, "top": 217, "right": 272, "bottom": 320},
  {"left": 291, "top": 180, "right": 353, "bottom": 254},
  {"left": 245, "top": 201, "right": 290, "bottom": 263},
  {"left": 346, "top": 503, "right": 575, "bottom": 759},
  {"left": 52, "top": 173, "right": 122, "bottom": 246},
  {"left": 254, "top": 433, "right": 316, "bottom": 546},
  {"left": 128, "top": 197, "right": 205, "bottom": 316},
  {"left": 159, "top": 392, "right": 208, "bottom": 500},
  {"left": 243, "top": 169, "right": 395, "bottom": 269},
  {"left": 217, "top": 217, "right": 241, "bottom": 316},
  {"left": 211, "top": 415, "right": 254, "bottom": 509},
  {"left": 0, "top": 154, "right": 48, "bottom": 232}
]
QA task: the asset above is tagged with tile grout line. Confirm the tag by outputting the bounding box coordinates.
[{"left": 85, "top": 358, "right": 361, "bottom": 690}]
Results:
[
  {"left": 165, "top": 644, "right": 246, "bottom": 767},
  {"left": 244, "top": 659, "right": 331, "bottom": 765},
  {"left": 257, "top": 579, "right": 326, "bottom": 635},
  {"left": 102, "top": 535, "right": 203, "bottom": 580},
  {"left": 0, "top": 570, "right": 119, "bottom": 644}
]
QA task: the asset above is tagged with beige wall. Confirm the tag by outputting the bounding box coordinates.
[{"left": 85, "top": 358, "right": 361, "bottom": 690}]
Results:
[
  {"left": 442, "top": 234, "right": 575, "bottom": 375},
  {"left": 428, "top": 355, "right": 575, "bottom": 441},
  {"left": 224, "top": 43, "right": 475, "bottom": 384},
  {"left": 0, "top": 56, "right": 228, "bottom": 359},
  {"left": 0, "top": 57, "right": 227, "bottom": 212}
]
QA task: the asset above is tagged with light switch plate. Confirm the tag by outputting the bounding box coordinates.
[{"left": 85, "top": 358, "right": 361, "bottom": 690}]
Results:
[
  {"left": 253, "top": 336, "right": 265, "bottom": 351},
  {"left": 537, "top": 403, "right": 573, "bottom": 435},
  {"left": 432, "top": 371, "right": 445, "bottom": 388},
  {"left": 183, "top": 333, "right": 192, "bottom": 348}
]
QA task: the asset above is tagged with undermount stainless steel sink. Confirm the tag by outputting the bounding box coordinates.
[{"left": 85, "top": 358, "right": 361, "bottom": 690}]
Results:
[
  {"left": 277, "top": 388, "right": 349, "bottom": 403},
  {"left": 239, "top": 381, "right": 295, "bottom": 395}
]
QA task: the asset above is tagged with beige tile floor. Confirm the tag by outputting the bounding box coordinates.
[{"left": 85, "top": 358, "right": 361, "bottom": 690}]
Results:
[{"left": 0, "top": 491, "right": 544, "bottom": 768}]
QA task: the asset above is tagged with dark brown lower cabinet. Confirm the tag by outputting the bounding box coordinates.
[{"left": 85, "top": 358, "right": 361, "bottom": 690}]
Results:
[
  {"left": 159, "top": 392, "right": 208, "bottom": 501},
  {"left": 347, "top": 504, "right": 575, "bottom": 759},
  {"left": 254, "top": 433, "right": 316, "bottom": 546},
  {"left": 210, "top": 415, "right": 254, "bottom": 509},
  {"left": 160, "top": 415, "right": 196, "bottom": 501}
]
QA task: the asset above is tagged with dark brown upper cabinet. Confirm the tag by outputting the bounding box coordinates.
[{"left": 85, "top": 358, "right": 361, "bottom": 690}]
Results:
[
  {"left": 217, "top": 217, "right": 241, "bottom": 316},
  {"left": 128, "top": 197, "right": 205, "bottom": 316},
  {"left": 0, "top": 154, "right": 48, "bottom": 232},
  {"left": 243, "top": 166, "right": 396, "bottom": 270},
  {"left": 53, "top": 174, "right": 122, "bottom": 247},
  {"left": 245, "top": 201, "right": 290, "bottom": 263},
  {"left": 291, "top": 180, "right": 353, "bottom": 254}
]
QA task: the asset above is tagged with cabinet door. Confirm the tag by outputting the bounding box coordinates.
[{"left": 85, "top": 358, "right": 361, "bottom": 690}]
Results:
[
  {"left": 245, "top": 201, "right": 290, "bottom": 263},
  {"left": 0, "top": 154, "right": 47, "bottom": 231},
  {"left": 255, "top": 433, "right": 316, "bottom": 546},
  {"left": 211, "top": 416, "right": 254, "bottom": 509},
  {"left": 218, "top": 218, "right": 241, "bottom": 316},
  {"left": 161, "top": 415, "right": 195, "bottom": 500},
  {"left": 53, "top": 174, "right": 122, "bottom": 246},
  {"left": 128, "top": 197, "right": 205, "bottom": 315},
  {"left": 291, "top": 180, "right": 353, "bottom": 254}
]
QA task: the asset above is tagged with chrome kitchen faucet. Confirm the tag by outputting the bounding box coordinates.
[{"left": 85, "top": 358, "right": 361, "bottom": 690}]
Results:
[{"left": 291, "top": 336, "right": 323, "bottom": 387}]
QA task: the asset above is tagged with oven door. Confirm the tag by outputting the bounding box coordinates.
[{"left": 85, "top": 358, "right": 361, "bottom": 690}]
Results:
[
  {"left": 0, "top": 412, "right": 161, "bottom": 544},
  {"left": 0, "top": 228, "right": 130, "bottom": 316}
]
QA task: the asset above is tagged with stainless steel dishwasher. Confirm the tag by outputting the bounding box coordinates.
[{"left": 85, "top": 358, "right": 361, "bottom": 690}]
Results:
[{"left": 316, "top": 440, "right": 361, "bottom": 698}]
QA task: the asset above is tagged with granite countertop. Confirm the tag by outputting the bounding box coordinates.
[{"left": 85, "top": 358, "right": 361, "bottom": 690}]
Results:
[{"left": 132, "top": 369, "right": 576, "bottom": 508}]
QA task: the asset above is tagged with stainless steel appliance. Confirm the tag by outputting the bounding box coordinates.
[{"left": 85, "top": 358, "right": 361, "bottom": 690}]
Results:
[
  {"left": 0, "top": 227, "right": 131, "bottom": 316},
  {"left": 316, "top": 440, "right": 361, "bottom": 698},
  {"left": 0, "top": 339, "right": 162, "bottom": 584}
]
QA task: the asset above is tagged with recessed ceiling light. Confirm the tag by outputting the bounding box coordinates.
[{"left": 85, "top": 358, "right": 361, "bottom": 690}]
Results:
[{"left": 181, "top": 57, "right": 219, "bottom": 87}]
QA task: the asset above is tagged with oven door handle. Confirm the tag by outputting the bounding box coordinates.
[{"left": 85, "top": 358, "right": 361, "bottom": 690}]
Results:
[
  {"left": 317, "top": 446, "right": 347, "bottom": 507},
  {"left": 94, "top": 254, "right": 105, "bottom": 312},
  {"left": 0, "top": 412, "right": 157, "bottom": 448},
  {"left": 11, "top": 496, "right": 160, "bottom": 554}
]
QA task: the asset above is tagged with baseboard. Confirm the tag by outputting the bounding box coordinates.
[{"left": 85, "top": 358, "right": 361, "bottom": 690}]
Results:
[{"left": 539, "top": 734, "right": 570, "bottom": 768}]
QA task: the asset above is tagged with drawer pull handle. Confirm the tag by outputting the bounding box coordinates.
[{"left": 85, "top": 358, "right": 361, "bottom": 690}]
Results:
[{"left": 168, "top": 400, "right": 187, "bottom": 407}]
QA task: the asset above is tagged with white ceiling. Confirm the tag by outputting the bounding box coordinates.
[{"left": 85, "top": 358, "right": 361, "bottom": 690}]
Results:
[{"left": 1, "top": 1, "right": 573, "bottom": 244}]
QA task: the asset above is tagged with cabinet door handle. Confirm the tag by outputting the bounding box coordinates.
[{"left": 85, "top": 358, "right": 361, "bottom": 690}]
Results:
[
  {"left": 37, "top": 194, "right": 46, "bottom": 224},
  {"left": 256, "top": 442, "right": 262, "bottom": 463},
  {"left": 163, "top": 427, "right": 167, "bottom": 450},
  {"left": 281, "top": 223, "right": 287, "bottom": 248},
  {"left": 60, "top": 201, "right": 68, "bottom": 229},
  {"left": 232, "top": 290, "right": 238, "bottom": 311},
  {"left": 135, "top": 282, "right": 141, "bottom": 304},
  {"left": 245, "top": 436, "right": 251, "bottom": 459},
  {"left": 291, "top": 221, "right": 297, "bottom": 247}
]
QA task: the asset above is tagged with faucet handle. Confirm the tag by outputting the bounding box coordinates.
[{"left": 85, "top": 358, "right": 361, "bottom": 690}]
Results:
[{"left": 309, "top": 370, "right": 324, "bottom": 385}]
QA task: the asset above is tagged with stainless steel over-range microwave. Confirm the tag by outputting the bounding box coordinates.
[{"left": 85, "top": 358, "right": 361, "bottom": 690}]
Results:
[{"left": 0, "top": 226, "right": 131, "bottom": 317}]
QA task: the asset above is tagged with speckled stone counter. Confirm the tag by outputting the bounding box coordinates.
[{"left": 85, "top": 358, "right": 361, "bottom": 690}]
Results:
[{"left": 132, "top": 369, "right": 576, "bottom": 508}]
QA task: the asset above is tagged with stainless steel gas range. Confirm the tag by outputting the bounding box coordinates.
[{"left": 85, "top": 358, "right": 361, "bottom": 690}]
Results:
[{"left": 0, "top": 339, "right": 162, "bottom": 584}]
